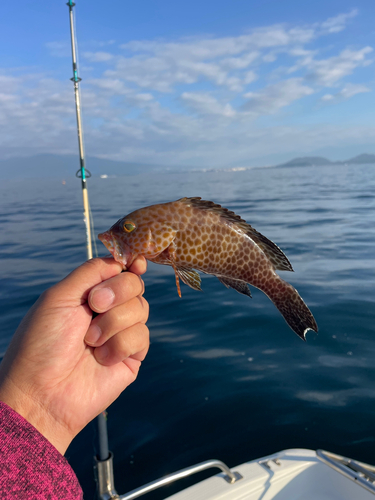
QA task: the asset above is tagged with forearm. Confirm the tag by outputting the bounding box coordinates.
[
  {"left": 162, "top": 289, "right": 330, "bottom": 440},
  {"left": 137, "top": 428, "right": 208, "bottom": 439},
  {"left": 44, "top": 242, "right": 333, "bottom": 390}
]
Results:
[{"left": 0, "top": 402, "right": 82, "bottom": 499}]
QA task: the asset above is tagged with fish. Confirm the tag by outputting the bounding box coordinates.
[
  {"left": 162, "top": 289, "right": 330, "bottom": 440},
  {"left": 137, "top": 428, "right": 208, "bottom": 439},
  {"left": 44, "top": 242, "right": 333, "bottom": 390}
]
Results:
[{"left": 98, "top": 197, "right": 318, "bottom": 340}]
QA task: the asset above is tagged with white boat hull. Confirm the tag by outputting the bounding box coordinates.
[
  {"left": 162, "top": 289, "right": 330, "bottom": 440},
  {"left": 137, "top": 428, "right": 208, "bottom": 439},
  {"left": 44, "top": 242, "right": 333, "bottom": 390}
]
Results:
[{"left": 164, "top": 449, "right": 375, "bottom": 500}]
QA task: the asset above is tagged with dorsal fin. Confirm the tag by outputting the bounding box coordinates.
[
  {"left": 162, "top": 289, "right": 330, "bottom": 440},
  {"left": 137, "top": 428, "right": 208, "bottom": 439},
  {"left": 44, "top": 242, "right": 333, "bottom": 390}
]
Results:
[
  {"left": 245, "top": 226, "right": 293, "bottom": 272},
  {"left": 179, "top": 197, "right": 293, "bottom": 272}
]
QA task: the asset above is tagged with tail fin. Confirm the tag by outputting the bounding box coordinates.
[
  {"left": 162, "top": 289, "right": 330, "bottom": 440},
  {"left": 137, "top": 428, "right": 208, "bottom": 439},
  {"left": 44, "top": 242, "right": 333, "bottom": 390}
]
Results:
[{"left": 262, "top": 276, "right": 318, "bottom": 340}]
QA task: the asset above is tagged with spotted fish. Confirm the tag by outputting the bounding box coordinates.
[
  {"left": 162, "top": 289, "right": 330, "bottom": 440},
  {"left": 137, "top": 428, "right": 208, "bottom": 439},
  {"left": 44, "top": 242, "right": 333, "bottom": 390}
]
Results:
[{"left": 98, "top": 197, "right": 318, "bottom": 340}]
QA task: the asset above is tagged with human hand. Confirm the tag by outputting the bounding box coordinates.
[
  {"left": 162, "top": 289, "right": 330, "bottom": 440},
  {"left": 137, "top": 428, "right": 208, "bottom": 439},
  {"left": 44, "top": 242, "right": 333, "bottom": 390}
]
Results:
[{"left": 0, "top": 257, "right": 149, "bottom": 455}]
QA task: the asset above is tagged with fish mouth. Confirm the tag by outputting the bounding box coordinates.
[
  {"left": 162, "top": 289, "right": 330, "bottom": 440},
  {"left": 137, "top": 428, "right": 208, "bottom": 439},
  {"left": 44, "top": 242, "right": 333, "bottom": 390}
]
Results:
[{"left": 98, "top": 231, "right": 134, "bottom": 270}]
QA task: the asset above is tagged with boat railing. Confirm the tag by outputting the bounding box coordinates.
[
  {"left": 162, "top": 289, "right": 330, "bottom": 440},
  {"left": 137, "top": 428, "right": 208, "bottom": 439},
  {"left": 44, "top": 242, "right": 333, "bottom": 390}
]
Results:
[
  {"left": 317, "top": 449, "right": 375, "bottom": 495},
  {"left": 94, "top": 453, "right": 243, "bottom": 500}
]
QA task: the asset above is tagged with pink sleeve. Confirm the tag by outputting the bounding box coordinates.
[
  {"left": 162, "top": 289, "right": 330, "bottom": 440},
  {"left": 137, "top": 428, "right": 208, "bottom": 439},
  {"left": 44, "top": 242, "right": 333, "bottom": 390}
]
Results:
[{"left": 0, "top": 401, "right": 83, "bottom": 499}]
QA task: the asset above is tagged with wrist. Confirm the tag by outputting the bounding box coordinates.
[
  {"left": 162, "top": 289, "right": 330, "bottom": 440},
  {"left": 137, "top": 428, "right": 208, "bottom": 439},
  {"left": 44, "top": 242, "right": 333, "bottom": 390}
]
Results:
[{"left": 0, "top": 376, "right": 73, "bottom": 455}]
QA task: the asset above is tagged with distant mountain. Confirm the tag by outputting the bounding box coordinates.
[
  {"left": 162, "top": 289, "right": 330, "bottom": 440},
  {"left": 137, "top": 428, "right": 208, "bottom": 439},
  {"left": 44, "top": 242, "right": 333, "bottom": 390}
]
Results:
[
  {"left": 277, "top": 156, "right": 334, "bottom": 167},
  {"left": 0, "top": 154, "right": 165, "bottom": 179},
  {"left": 1, "top": 152, "right": 375, "bottom": 179},
  {"left": 346, "top": 153, "right": 375, "bottom": 164},
  {"left": 277, "top": 153, "right": 375, "bottom": 168}
]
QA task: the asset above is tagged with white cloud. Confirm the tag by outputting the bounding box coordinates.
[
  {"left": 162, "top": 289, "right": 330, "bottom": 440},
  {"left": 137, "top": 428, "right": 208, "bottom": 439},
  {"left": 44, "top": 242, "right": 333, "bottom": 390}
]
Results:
[
  {"left": 244, "top": 71, "right": 257, "bottom": 84},
  {"left": 301, "top": 47, "right": 373, "bottom": 86},
  {"left": 340, "top": 83, "right": 371, "bottom": 98},
  {"left": 86, "top": 78, "right": 131, "bottom": 95},
  {"left": 0, "top": 75, "right": 20, "bottom": 93},
  {"left": 220, "top": 52, "right": 259, "bottom": 70},
  {"left": 83, "top": 51, "right": 114, "bottom": 62},
  {"left": 46, "top": 40, "right": 116, "bottom": 59},
  {"left": 322, "top": 83, "right": 371, "bottom": 102},
  {"left": 263, "top": 52, "right": 277, "bottom": 63},
  {"left": 181, "top": 92, "right": 236, "bottom": 117},
  {"left": 0, "top": 10, "right": 373, "bottom": 167},
  {"left": 115, "top": 26, "right": 311, "bottom": 92},
  {"left": 0, "top": 93, "right": 17, "bottom": 103},
  {"left": 134, "top": 93, "right": 154, "bottom": 102},
  {"left": 242, "top": 78, "right": 314, "bottom": 114},
  {"left": 319, "top": 9, "right": 358, "bottom": 34}
]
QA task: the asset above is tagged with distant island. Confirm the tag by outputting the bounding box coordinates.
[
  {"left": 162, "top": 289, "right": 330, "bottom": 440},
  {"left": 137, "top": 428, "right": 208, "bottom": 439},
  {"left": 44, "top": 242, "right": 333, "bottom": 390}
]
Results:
[{"left": 276, "top": 153, "right": 375, "bottom": 168}]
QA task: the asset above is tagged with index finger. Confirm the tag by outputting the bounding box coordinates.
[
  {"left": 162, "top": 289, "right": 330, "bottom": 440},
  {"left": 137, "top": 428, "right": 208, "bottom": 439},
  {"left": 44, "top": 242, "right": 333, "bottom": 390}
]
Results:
[{"left": 88, "top": 272, "right": 145, "bottom": 314}]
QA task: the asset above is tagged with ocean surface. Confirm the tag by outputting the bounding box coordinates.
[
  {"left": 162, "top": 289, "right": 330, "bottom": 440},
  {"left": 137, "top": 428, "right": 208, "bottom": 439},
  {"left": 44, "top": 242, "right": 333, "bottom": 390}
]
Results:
[{"left": 1, "top": 163, "right": 375, "bottom": 498}]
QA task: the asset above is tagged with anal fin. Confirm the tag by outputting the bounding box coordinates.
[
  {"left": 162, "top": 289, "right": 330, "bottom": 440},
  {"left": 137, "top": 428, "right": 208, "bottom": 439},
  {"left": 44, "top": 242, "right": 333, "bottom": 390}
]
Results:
[{"left": 217, "top": 277, "right": 252, "bottom": 297}]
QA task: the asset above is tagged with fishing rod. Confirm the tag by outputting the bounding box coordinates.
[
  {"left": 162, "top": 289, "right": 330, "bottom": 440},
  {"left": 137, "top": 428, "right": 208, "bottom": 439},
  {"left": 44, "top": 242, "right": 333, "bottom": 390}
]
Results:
[
  {"left": 66, "top": 3, "right": 115, "bottom": 497},
  {"left": 67, "top": 0, "right": 93, "bottom": 261}
]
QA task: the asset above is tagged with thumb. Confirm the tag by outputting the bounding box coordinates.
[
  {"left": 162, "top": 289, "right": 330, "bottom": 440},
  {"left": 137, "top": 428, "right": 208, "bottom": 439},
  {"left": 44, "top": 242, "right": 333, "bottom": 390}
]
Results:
[{"left": 49, "top": 258, "right": 123, "bottom": 306}]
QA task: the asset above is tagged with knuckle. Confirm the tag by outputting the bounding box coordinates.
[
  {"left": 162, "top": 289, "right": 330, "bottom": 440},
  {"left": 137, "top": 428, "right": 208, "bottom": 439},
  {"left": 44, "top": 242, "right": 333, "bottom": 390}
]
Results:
[
  {"left": 39, "top": 286, "right": 62, "bottom": 306},
  {"left": 122, "top": 272, "right": 144, "bottom": 295}
]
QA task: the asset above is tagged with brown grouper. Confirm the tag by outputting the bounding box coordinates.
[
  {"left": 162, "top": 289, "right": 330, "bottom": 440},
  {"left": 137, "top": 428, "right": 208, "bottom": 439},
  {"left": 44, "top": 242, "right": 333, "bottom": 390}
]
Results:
[{"left": 98, "top": 197, "right": 318, "bottom": 340}]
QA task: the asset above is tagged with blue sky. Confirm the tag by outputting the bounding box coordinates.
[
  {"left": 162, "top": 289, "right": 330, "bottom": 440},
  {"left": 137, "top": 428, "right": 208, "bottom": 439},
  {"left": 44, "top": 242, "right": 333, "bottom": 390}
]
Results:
[{"left": 1, "top": 0, "right": 374, "bottom": 168}]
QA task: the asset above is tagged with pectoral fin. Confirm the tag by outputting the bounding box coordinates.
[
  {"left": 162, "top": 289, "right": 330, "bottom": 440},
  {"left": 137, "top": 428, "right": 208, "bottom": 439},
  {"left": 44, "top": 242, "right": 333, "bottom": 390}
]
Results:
[
  {"left": 176, "top": 266, "right": 202, "bottom": 292},
  {"left": 217, "top": 277, "right": 252, "bottom": 297},
  {"left": 155, "top": 241, "right": 201, "bottom": 297}
]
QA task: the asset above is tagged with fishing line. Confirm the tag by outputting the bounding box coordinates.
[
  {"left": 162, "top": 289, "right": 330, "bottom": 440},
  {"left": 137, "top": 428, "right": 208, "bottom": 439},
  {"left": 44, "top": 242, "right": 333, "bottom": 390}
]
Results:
[{"left": 88, "top": 199, "right": 99, "bottom": 258}]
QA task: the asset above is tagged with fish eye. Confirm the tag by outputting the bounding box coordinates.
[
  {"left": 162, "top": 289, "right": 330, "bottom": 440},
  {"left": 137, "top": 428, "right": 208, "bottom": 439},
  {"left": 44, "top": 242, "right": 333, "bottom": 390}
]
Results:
[{"left": 123, "top": 220, "right": 136, "bottom": 233}]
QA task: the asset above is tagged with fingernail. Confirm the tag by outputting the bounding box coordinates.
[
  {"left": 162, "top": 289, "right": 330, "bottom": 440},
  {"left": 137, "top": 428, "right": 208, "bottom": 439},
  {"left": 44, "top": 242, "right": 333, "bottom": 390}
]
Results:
[
  {"left": 96, "top": 345, "right": 109, "bottom": 363},
  {"left": 85, "top": 325, "right": 102, "bottom": 345},
  {"left": 91, "top": 287, "right": 115, "bottom": 311}
]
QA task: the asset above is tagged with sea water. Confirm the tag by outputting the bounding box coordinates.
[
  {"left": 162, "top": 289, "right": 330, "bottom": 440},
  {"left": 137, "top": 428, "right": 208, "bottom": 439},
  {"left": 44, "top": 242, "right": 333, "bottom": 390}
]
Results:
[{"left": 0, "top": 164, "right": 374, "bottom": 498}]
